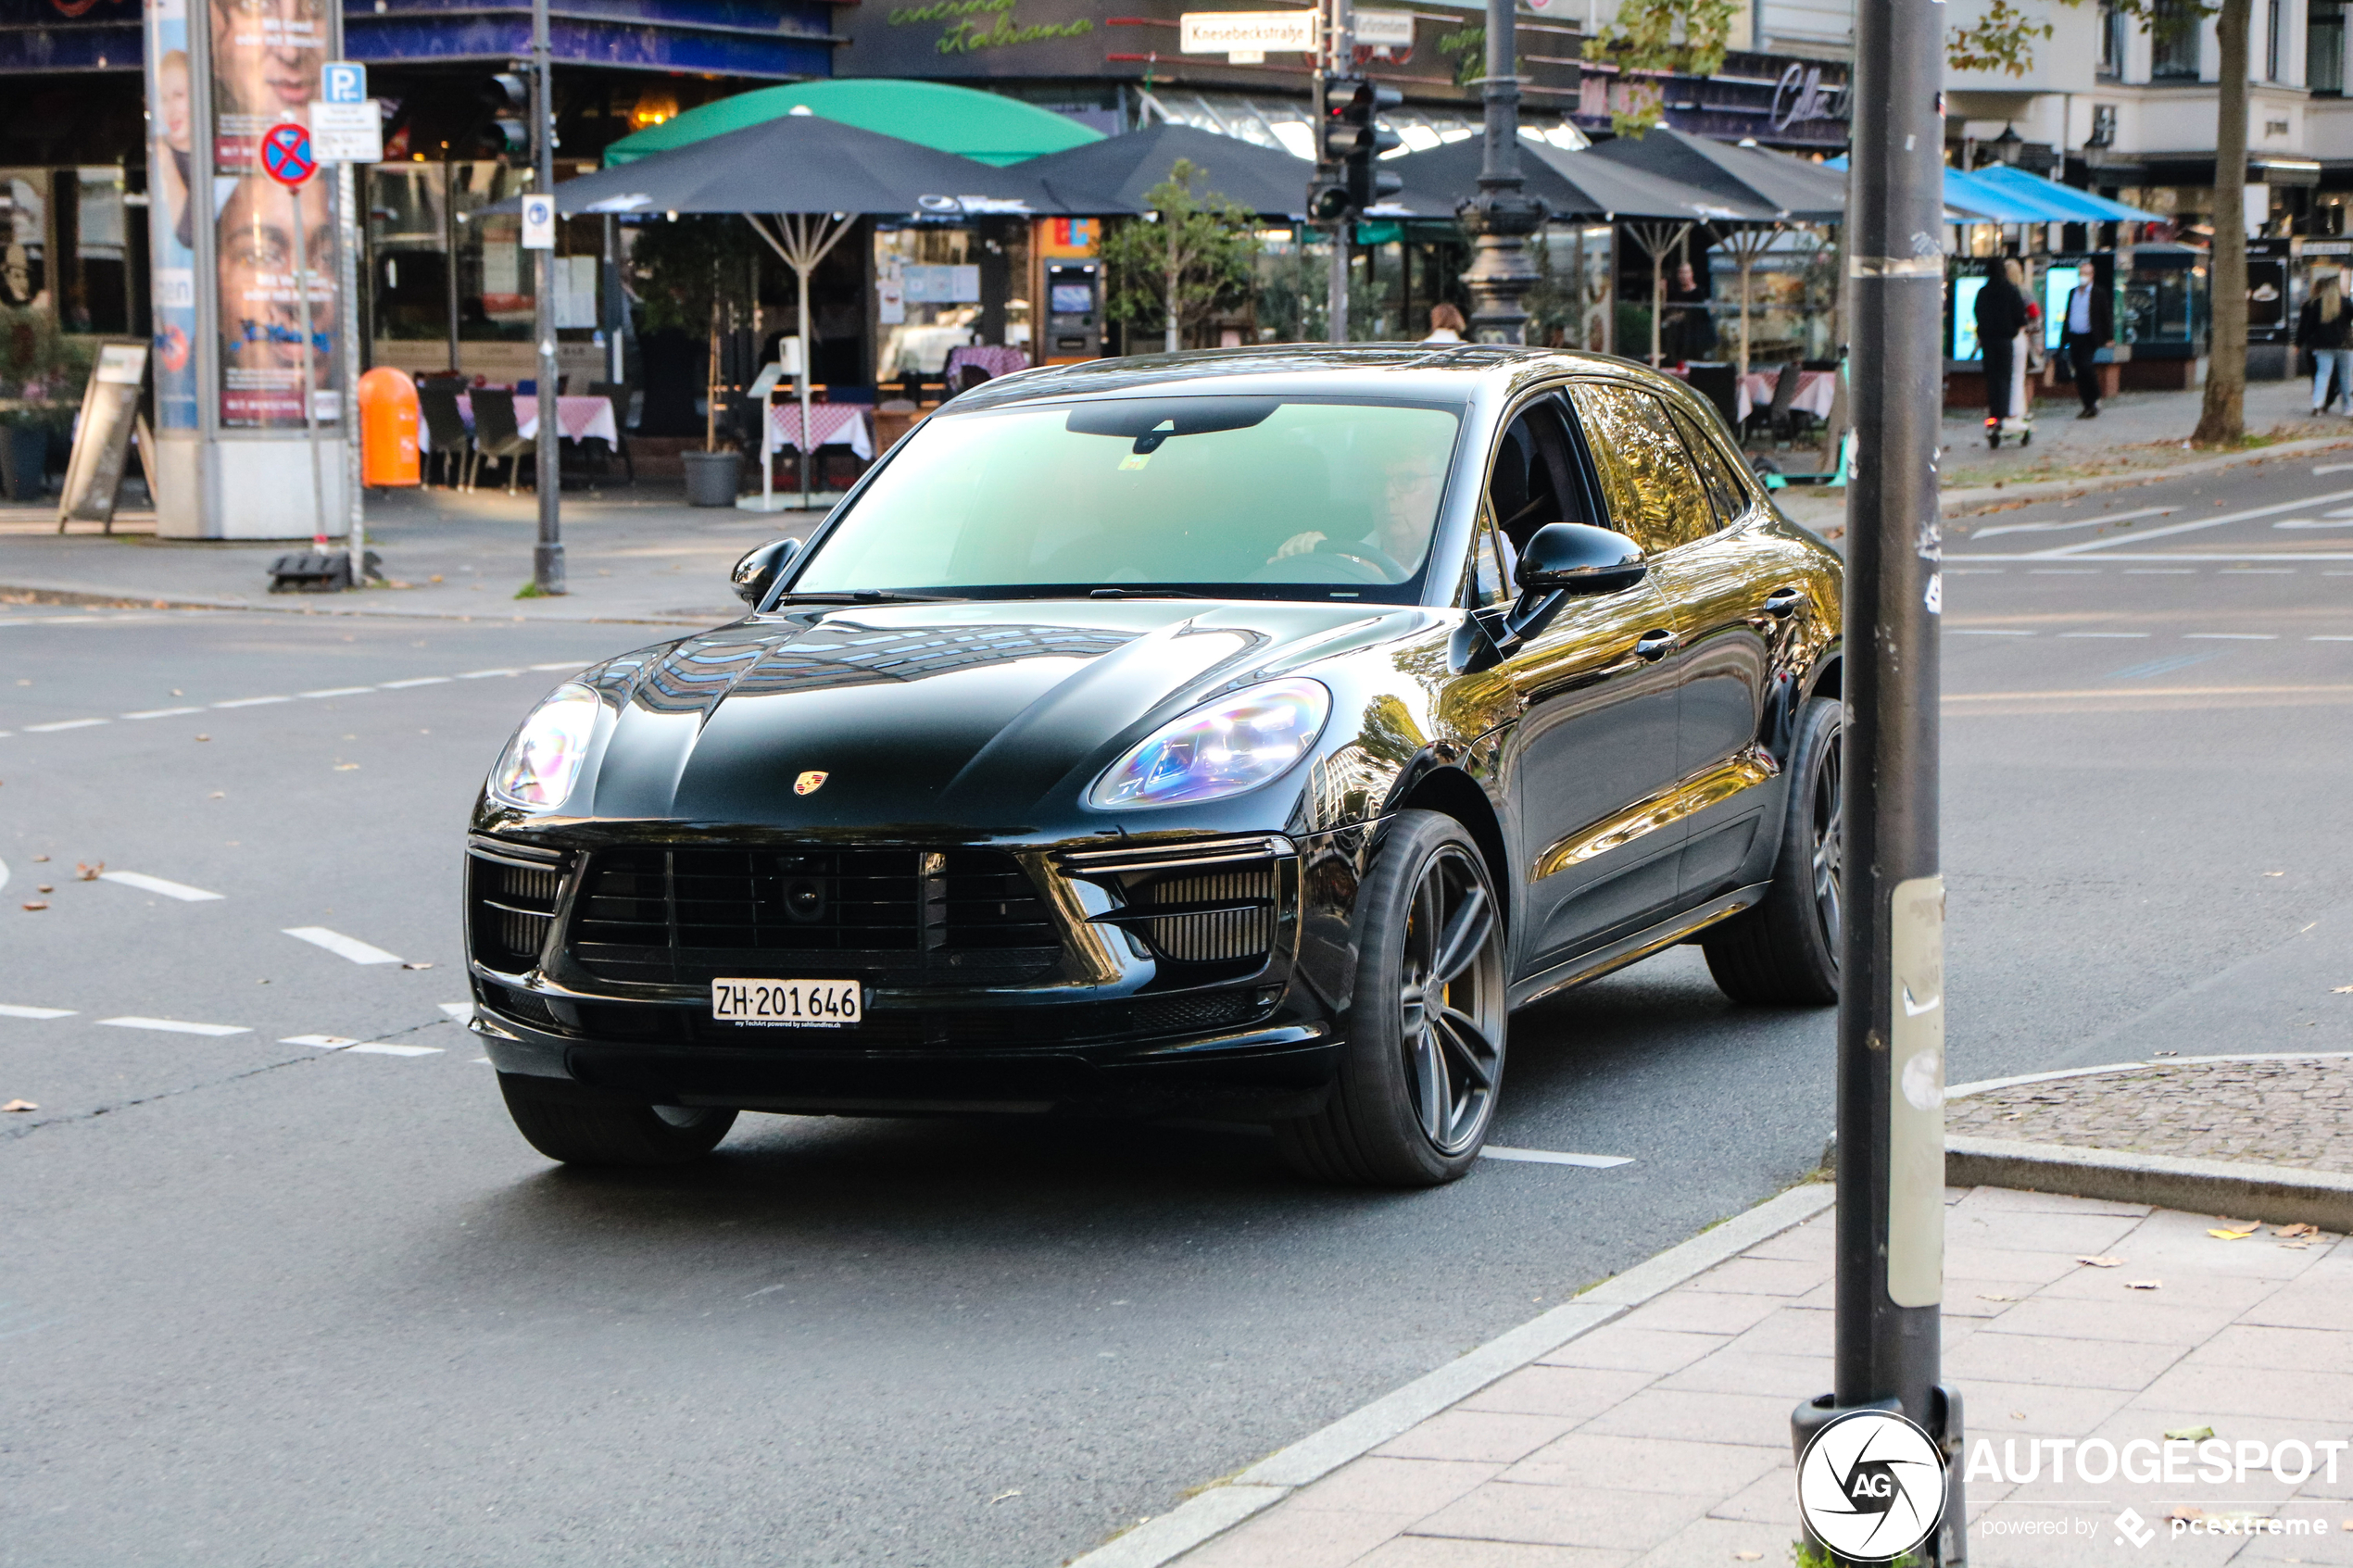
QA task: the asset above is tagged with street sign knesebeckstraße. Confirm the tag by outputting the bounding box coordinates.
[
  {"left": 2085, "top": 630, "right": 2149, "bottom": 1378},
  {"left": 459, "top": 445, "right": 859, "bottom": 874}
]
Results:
[
  {"left": 521, "top": 194, "right": 557, "bottom": 251},
  {"left": 1179, "top": 9, "right": 1315, "bottom": 53}
]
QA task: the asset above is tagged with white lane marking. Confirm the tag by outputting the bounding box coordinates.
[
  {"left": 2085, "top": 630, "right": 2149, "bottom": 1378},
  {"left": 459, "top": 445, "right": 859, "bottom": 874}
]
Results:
[
  {"left": 2124, "top": 568, "right": 2197, "bottom": 574},
  {"left": 212, "top": 696, "right": 290, "bottom": 709},
  {"left": 438, "top": 1001, "right": 473, "bottom": 1021},
  {"left": 101, "top": 871, "right": 225, "bottom": 902},
  {"left": 2034, "top": 486, "right": 2353, "bottom": 556},
  {"left": 1949, "top": 629, "right": 2036, "bottom": 636},
  {"left": 458, "top": 668, "right": 522, "bottom": 679},
  {"left": 300, "top": 686, "right": 374, "bottom": 698},
  {"left": 0, "top": 853, "right": 6, "bottom": 890},
  {"left": 283, "top": 926, "right": 402, "bottom": 965},
  {"left": 2026, "top": 568, "right": 2099, "bottom": 574},
  {"left": 0, "top": 1004, "right": 75, "bottom": 1020},
  {"left": 1481, "top": 1147, "right": 1634, "bottom": 1169},
  {"left": 23, "top": 718, "right": 108, "bottom": 732},
  {"left": 2059, "top": 632, "right": 2150, "bottom": 638},
  {"left": 2314, "top": 634, "right": 2353, "bottom": 641},
  {"left": 528, "top": 662, "right": 583, "bottom": 671},
  {"left": 2275, "top": 519, "right": 2353, "bottom": 529},
  {"left": 2184, "top": 633, "right": 2279, "bottom": 641},
  {"left": 472, "top": 1057, "right": 492, "bottom": 1064},
  {"left": 283, "top": 1034, "right": 359, "bottom": 1048},
  {"left": 98, "top": 1016, "right": 249, "bottom": 1036},
  {"left": 123, "top": 706, "right": 205, "bottom": 720},
  {"left": 2313, "top": 463, "right": 2353, "bottom": 475},
  {"left": 379, "top": 676, "right": 451, "bottom": 689},
  {"left": 347, "top": 1043, "right": 442, "bottom": 1057},
  {"left": 1969, "top": 506, "right": 2177, "bottom": 542},
  {"left": 2220, "top": 567, "right": 2301, "bottom": 572}
]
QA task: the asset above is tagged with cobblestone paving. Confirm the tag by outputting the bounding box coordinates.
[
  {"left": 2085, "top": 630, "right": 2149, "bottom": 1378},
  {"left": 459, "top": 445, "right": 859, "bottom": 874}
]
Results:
[{"left": 1946, "top": 1056, "right": 2353, "bottom": 1173}]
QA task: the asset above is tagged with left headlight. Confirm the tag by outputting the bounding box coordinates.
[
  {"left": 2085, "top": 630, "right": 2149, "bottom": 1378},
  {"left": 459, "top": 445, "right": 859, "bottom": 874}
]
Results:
[
  {"left": 1088, "top": 678, "right": 1331, "bottom": 810},
  {"left": 490, "top": 684, "right": 600, "bottom": 809}
]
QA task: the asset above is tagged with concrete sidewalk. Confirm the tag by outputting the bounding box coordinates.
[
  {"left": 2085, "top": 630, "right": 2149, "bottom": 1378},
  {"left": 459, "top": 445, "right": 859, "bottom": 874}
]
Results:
[
  {"left": 1137, "top": 1189, "right": 2349, "bottom": 1568},
  {"left": 0, "top": 481, "right": 829, "bottom": 626}
]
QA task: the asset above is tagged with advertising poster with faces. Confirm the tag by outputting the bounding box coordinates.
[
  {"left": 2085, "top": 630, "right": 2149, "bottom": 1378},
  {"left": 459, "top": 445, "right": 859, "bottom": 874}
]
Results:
[
  {"left": 144, "top": 0, "right": 200, "bottom": 429},
  {"left": 209, "top": 0, "right": 336, "bottom": 428}
]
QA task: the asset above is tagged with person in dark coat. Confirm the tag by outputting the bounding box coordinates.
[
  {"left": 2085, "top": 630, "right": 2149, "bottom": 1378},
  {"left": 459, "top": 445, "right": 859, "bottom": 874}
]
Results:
[
  {"left": 2060, "top": 270, "right": 2114, "bottom": 419},
  {"left": 1974, "top": 258, "right": 2032, "bottom": 438},
  {"left": 2297, "top": 270, "right": 2353, "bottom": 414}
]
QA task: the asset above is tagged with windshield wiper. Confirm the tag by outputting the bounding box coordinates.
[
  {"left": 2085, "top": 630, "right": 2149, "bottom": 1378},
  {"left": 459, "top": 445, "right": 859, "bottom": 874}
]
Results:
[
  {"left": 1088, "top": 587, "right": 1209, "bottom": 600},
  {"left": 775, "top": 590, "right": 962, "bottom": 605}
]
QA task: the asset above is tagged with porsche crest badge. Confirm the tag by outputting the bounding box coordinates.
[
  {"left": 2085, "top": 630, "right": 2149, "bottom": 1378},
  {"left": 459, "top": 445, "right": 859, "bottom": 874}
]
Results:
[{"left": 794, "top": 771, "right": 829, "bottom": 796}]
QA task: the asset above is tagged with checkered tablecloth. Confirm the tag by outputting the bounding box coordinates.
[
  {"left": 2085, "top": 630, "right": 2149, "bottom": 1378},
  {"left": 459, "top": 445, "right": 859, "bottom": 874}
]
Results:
[
  {"left": 945, "top": 345, "right": 1030, "bottom": 383},
  {"left": 1736, "top": 370, "right": 1837, "bottom": 423},
  {"left": 426, "top": 394, "right": 619, "bottom": 450},
  {"left": 767, "top": 402, "right": 873, "bottom": 459}
]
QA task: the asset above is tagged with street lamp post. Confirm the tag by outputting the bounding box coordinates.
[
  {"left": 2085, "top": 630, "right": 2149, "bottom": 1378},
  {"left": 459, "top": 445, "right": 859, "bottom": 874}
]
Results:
[
  {"left": 529, "top": 0, "right": 564, "bottom": 595},
  {"left": 1791, "top": 0, "right": 1963, "bottom": 1556},
  {"left": 1454, "top": 0, "right": 1542, "bottom": 345}
]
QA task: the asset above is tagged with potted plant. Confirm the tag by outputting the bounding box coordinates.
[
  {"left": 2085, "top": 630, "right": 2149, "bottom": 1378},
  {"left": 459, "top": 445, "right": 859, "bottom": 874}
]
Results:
[
  {"left": 0, "top": 307, "right": 84, "bottom": 502},
  {"left": 628, "top": 218, "right": 758, "bottom": 506}
]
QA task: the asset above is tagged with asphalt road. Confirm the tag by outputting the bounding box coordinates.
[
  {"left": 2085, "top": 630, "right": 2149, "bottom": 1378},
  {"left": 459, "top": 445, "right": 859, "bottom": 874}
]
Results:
[{"left": 3, "top": 461, "right": 2348, "bottom": 1566}]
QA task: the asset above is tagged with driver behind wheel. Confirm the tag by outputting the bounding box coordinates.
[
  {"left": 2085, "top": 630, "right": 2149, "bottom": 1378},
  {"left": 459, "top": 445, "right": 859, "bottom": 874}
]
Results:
[{"left": 1272, "top": 450, "right": 1444, "bottom": 581}]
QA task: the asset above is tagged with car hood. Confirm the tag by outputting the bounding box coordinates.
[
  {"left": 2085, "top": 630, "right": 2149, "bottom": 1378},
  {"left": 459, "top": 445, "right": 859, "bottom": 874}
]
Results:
[{"left": 582, "top": 598, "right": 1418, "bottom": 831}]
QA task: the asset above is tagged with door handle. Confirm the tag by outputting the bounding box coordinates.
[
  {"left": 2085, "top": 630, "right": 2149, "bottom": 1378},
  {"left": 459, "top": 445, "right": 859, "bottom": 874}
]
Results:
[
  {"left": 1635, "top": 630, "right": 1679, "bottom": 661},
  {"left": 1763, "top": 587, "right": 1805, "bottom": 620}
]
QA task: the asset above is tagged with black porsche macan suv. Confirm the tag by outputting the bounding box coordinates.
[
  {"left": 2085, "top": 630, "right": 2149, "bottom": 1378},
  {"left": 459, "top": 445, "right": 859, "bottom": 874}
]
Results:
[{"left": 465, "top": 345, "right": 1844, "bottom": 1186}]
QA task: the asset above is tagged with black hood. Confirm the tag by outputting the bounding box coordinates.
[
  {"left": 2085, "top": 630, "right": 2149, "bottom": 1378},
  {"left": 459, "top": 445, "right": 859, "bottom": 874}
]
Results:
[{"left": 582, "top": 599, "right": 1416, "bottom": 831}]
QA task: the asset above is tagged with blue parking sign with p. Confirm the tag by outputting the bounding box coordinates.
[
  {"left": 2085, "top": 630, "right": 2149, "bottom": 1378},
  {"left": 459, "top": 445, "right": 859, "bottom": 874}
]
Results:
[{"left": 321, "top": 62, "right": 366, "bottom": 105}]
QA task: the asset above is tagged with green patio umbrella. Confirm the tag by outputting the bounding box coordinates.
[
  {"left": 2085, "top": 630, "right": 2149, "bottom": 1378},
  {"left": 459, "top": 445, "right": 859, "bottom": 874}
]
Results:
[{"left": 604, "top": 80, "right": 1103, "bottom": 169}]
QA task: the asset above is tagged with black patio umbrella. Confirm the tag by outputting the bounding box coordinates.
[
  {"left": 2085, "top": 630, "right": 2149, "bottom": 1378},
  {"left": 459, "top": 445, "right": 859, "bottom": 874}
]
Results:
[
  {"left": 1580, "top": 127, "right": 1846, "bottom": 223},
  {"left": 488, "top": 112, "right": 1070, "bottom": 508},
  {"left": 1016, "top": 122, "right": 1318, "bottom": 219}
]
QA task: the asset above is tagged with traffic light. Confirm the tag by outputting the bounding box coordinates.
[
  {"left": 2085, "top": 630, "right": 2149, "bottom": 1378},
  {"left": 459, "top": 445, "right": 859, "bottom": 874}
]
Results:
[
  {"left": 483, "top": 70, "right": 531, "bottom": 157},
  {"left": 1324, "top": 79, "right": 1403, "bottom": 212}
]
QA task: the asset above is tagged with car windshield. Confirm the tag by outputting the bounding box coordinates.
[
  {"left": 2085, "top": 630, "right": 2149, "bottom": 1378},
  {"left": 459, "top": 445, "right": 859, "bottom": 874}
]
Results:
[{"left": 789, "top": 396, "right": 1463, "bottom": 601}]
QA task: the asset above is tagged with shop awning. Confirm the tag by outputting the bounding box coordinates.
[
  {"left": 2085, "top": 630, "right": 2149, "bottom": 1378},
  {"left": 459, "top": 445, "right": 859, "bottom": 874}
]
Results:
[
  {"left": 602, "top": 80, "right": 1103, "bottom": 169},
  {"left": 1016, "top": 122, "right": 1321, "bottom": 219},
  {"left": 491, "top": 112, "right": 1073, "bottom": 218},
  {"left": 1961, "top": 165, "right": 2164, "bottom": 224},
  {"left": 1582, "top": 128, "right": 1846, "bottom": 223},
  {"left": 1388, "top": 133, "right": 1780, "bottom": 223}
]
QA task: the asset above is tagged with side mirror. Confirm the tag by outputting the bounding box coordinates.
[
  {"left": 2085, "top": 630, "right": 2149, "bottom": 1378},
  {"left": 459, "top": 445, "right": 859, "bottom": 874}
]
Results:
[
  {"left": 731, "top": 536, "right": 801, "bottom": 607},
  {"left": 1516, "top": 522, "right": 1646, "bottom": 597}
]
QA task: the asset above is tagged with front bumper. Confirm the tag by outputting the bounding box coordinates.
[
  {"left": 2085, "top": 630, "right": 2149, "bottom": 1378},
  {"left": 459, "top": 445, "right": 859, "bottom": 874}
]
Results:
[{"left": 463, "top": 823, "right": 1378, "bottom": 1120}]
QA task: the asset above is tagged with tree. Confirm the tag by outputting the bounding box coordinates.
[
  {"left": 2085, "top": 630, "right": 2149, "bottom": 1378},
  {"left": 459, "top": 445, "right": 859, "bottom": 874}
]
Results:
[{"left": 1101, "top": 159, "right": 1261, "bottom": 354}]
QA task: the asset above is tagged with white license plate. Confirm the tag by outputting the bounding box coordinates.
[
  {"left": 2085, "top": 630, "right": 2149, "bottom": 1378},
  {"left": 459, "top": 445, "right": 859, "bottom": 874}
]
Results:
[{"left": 710, "top": 978, "right": 862, "bottom": 1028}]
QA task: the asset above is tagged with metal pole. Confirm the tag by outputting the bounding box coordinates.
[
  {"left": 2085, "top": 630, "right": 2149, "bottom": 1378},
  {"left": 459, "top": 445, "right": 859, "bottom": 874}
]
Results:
[
  {"left": 337, "top": 160, "right": 365, "bottom": 589},
  {"left": 1455, "top": 0, "right": 1541, "bottom": 344},
  {"left": 294, "top": 183, "right": 328, "bottom": 557},
  {"left": 1793, "top": 0, "right": 1961, "bottom": 1551},
  {"left": 444, "top": 158, "right": 460, "bottom": 374},
  {"left": 1324, "top": 0, "right": 1351, "bottom": 345},
  {"left": 530, "top": 0, "right": 564, "bottom": 595}
]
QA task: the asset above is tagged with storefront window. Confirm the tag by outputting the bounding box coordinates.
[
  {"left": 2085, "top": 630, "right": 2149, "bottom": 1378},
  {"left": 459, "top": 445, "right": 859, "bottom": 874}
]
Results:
[
  {"left": 874, "top": 219, "right": 1028, "bottom": 383},
  {"left": 59, "top": 169, "right": 132, "bottom": 335},
  {"left": 0, "top": 172, "right": 47, "bottom": 312}
]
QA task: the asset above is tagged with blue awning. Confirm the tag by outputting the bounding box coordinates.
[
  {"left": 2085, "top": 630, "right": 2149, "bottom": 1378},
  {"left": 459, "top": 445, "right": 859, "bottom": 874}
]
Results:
[{"left": 1825, "top": 159, "right": 2163, "bottom": 224}]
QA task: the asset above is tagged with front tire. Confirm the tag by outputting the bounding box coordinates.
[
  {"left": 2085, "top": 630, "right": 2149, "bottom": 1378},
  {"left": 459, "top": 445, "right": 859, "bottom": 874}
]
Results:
[
  {"left": 497, "top": 1073, "right": 737, "bottom": 1166},
  {"left": 1701, "top": 696, "right": 1843, "bottom": 1006},
  {"left": 1275, "top": 810, "right": 1507, "bottom": 1187}
]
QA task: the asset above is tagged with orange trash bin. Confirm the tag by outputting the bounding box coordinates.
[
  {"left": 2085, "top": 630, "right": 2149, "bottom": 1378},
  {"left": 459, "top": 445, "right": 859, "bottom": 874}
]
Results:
[{"left": 359, "top": 367, "right": 422, "bottom": 487}]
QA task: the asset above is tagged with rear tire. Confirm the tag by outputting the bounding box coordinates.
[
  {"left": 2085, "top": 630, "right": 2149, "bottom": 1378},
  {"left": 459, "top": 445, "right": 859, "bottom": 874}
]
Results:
[
  {"left": 497, "top": 1073, "right": 737, "bottom": 1166},
  {"left": 1274, "top": 810, "right": 1507, "bottom": 1187},
  {"left": 1701, "top": 696, "right": 1843, "bottom": 1006}
]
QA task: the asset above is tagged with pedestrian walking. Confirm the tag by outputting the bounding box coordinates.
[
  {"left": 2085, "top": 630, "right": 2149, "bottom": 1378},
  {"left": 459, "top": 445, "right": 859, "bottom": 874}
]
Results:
[
  {"left": 2061, "top": 270, "right": 2112, "bottom": 419},
  {"left": 1422, "top": 303, "right": 1466, "bottom": 344},
  {"left": 1974, "top": 257, "right": 2032, "bottom": 447},
  {"left": 2298, "top": 270, "right": 2353, "bottom": 414}
]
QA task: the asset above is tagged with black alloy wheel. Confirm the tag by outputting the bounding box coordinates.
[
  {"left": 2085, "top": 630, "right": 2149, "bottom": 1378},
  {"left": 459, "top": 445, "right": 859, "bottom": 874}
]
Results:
[
  {"left": 1276, "top": 809, "right": 1508, "bottom": 1186},
  {"left": 1701, "top": 696, "right": 1843, "bottom": 1006}
]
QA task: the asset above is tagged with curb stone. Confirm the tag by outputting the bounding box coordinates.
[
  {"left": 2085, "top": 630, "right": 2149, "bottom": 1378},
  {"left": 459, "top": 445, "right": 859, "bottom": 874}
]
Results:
[
  {"left": 1936, "top": 431, "right": 2353, "bottom": 516},
  {"left": 1062, "top": 1182, "right": 1837, "bottom": 1568},
  {"left": 0, "top": 581, "right": 717, "bottom": 627},
  {"left": 1944, "top": 1135, "right": 2353, "bottom": 1232}
]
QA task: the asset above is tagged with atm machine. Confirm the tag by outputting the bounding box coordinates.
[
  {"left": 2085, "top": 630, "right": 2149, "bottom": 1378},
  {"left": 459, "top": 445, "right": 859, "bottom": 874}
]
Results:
[{"left": 1044, "top": 259, "right": 1102, "bottom": 363}]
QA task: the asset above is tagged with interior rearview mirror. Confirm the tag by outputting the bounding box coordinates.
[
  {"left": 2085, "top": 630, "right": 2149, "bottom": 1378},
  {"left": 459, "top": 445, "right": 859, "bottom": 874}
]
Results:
[
  {"left": 732, "top": 536, "right": 802, "bottom": 607},
  {"left": 1516, "top": 522, "right": 1646, "bottom": 597}
]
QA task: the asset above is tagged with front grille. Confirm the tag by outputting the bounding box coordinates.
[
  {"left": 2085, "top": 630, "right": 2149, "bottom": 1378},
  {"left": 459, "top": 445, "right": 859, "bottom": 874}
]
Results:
[
  {"left": 1061, "top": 839, "right": 1287, "bottom": 979},
  {"left": 468, "top": 844, "right": 569, "bottom": 972},
  {"left": 566, "top": 846, "right": 1059, "bottom": 985},
  {"left": 1132, "top": 907, "right": 1277, "bottom": 964}
]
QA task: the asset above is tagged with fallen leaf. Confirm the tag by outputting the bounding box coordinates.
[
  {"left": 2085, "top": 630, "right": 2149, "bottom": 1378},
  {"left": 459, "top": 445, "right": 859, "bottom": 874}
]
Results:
[
  {"left": 2, "top": 1098, "right": 35, "bottom": 1111},
  {"left": 2167, "top": 1504, "right": 2208, "bottom": 1522},
  {"left": 2165, "top": 1426, "right": 2215, "bottom": 1443},
  {"left": 989, "top": 1488, "right": 1021, "bottom": 1504},
  {"left": 2153, "top": 1049, "right": 2179, "bottom": 1057},
  {"left": 34, "top": 884, "right": 52, "bottom": 894},
  {"left": 20, "top": 900, "right": 46, "bottom": 910},
  {"left": 1979, "top": 1293, "right": 2020, "bottom": 1303},
  {"left": 2209, "top": 1223, "right": 2262, "bottom": 1240},
  {"left": 208, "top": 791, "right": 224, "bottom": 799},
  {"left": 30, "top": 855, "right": 45, "bottom": 862},
  {"left": 195, "top": 734, "right": 209, "bottom": 741},
  {"left": 2010, "top": 1411, "right": 2027, "bottom": 1421},
  {"left": 74, "top": 861, "right": 102, "bottom": 881},
  {"left": 2127, "top": 1279, "right": 2162, "bottom": 1290},
  {"left": 401, "top": 961, "right": 434, "bottom": 971},
  {"left": 428, "top": 575, "right": 444, "bottom": 583},
  {"left": 2264, "top": 872, "right": 2285, "bottom": 877},
  {"left": 2078, "top": 1255, "right": 2124, "bottom": 1268},
  {"left": 2335, "top": 985, "right": 2353, "bottom": 995},
  {"left": 334, "top": 763, "right": 359, "bottom": 771},
  {"left": 2278, "top": 1223, "right": 2319, "bottom": 1238},
  {"left": 1734, "top": 1554, "right": 1763, "bottom": 1562}
]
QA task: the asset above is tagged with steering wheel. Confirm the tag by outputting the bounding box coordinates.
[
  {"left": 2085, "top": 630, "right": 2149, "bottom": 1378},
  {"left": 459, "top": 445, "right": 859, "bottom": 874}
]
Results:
[{"left": 1315, "top": 539, "right": 1406, "bottom": 581}]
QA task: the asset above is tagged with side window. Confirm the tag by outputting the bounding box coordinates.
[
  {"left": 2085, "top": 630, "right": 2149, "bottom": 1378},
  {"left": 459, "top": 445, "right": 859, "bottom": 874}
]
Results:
[
  {"left": 1667, "top": 403, "right": 1754, "bottom": 533},
  {"left": 1467, "top": 503, "right": 1513, "bottom": 607},
  {"left": 1565, "top": 382, "right": 1715, "bottom": 554},
  {"left": 1485, "top": 395, "right": 1584, "bottom": 558}
]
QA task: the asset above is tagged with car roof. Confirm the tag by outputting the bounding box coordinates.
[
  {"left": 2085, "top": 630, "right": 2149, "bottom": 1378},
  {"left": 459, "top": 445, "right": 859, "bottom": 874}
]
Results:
[{"left": 945, "top": 344, "right": 1658, "bottom": 412}]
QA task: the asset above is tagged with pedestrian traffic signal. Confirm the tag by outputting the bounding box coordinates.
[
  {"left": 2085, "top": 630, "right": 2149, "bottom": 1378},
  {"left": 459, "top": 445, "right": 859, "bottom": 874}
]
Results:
[
  {"left": 1325, "top": 79, "right": 1403, "bottom": 212},
  {"left": 483, "top": 70, "right": 531, "bottom": 157}
]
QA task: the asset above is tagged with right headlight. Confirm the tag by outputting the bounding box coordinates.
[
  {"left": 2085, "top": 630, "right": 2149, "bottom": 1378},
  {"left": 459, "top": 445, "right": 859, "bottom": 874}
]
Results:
[
  {"left": 1087, "top": 678, "right": 1331, "bottom": 810},
  {"left": 489, "top": 684, "right": 600, "bottom": 809}
]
